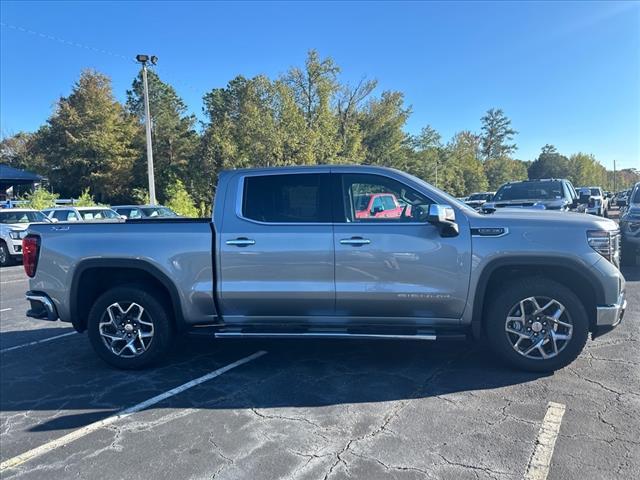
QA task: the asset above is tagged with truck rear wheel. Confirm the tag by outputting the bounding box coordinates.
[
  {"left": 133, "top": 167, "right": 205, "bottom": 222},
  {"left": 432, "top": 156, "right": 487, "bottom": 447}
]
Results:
[
  {"left": 87, "top": 285, "right": 173, "bottom": 369},
  {"left": 485, "top": 277, "right": 588, "bottom": 372}
]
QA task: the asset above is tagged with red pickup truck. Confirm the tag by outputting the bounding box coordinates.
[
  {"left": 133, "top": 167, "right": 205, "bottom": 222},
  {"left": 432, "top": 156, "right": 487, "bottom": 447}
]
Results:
[{"left": 354, "top": 193, "right": 407, "bottom": 219}]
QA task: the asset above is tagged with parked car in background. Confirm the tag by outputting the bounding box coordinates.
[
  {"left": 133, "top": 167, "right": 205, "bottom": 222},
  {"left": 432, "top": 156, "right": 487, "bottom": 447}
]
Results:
[
  {"left": 354, "top": 192, "right": 406, "bottom": 219},
  {"left": 112, "top": 205, "right": 179, "bottom": 219},
  {"left": 464, "top": 192, "right": 495, "bottom": 210},
  {"left": 615, "top": 190, "right": 630, "bottom": 207},
  {"left": 41, "top": 206, "right": 124, "bottom": 222},
  {"left": 24, "top": 165, "right": 625, "bottom": 373},
  {"left": 482, "top": 178, "right": 582, "bottom": 213},
  {"left": 0, "top": 209, "right": 50, "bottom": 266},
  {"left": 577, "top": 187, "right": 609, "bottom": 217},
  {"left": 578, "top": 187, "right": 608, "bottom": 217},
  {"left": 620, "top": 182, "right": 640, "bottom": 266}
]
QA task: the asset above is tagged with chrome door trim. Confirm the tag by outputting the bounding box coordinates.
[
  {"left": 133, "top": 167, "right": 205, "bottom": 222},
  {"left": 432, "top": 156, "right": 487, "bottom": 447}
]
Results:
[
  {"left": 339, "top": 238, "right": 371, "bottom": 245},
  {"left": 225, "top": 239, "right": 256, "bottom": 246}
]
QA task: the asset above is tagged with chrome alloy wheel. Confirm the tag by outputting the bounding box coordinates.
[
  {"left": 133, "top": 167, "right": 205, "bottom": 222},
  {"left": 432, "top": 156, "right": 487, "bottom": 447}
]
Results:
[
  {"left": 504, "top": 296, "right": 573, "bottom": 360},
  {"left": 99, "top": 302, "right": 154, "bottom": 358}
]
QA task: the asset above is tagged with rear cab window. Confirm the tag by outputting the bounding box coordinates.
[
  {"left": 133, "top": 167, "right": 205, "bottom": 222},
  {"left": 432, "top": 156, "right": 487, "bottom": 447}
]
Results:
[{"left": 242, "top": 173, "right": 332, "bottom": 223}]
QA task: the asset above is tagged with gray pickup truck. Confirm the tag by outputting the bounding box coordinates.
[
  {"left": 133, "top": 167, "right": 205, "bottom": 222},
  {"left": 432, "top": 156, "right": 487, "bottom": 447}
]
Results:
[{"left": 23, "top": 166, "right": 626, "bottom": 371}]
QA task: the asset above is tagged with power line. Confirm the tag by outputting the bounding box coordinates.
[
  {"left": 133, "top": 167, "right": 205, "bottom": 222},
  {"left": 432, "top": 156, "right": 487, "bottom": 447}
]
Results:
[{"left": 0, "top": 22, "right": 131, "bottom": 62}]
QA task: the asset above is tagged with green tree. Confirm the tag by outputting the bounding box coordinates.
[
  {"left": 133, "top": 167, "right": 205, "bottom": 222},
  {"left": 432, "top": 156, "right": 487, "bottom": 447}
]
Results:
[
  {"left": 480, "top": 108, "right": 518, "bottom": 160},
  {"left": 566, "top": 152, "right": 607, "bottom": 187},
  {"left": 285, "top": 50, "right": 340, "bottom": 164},
  {"left": 32, "top": 69, "right": 140, "bottom": 203},
  {"left": 74, "top": 188, "right": 98, "bottom": 207},
  {"left": 166, "top": 179, "right": 198, "bottom": 217},
  {"left": 359, "top": 91, "right": 411, "bottom": 167},
  {"left": 485, "top": 156, "right": 528, "bottom": 190},
  {"left": 22, "top": 188, "right": 58, "bottom": 210},
  {"left": 127, "top": 69, "right": 199, "bottom": 201},
  {"left": 528, "top": 145, "right": 570, "bottom": 179},
  {"left": 446, "top": 131, "right": 488, "bottom": 194}
]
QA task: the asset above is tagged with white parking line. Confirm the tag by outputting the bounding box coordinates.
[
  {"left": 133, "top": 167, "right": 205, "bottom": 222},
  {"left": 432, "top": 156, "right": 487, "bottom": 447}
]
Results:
[
  {"left": 524, "top": 401, "right": 566, "bottom": 480},
  {"left": 0, "top": 331, "right": 77, "bottom": 354},
  {"left": 0, "top": 350, "right": 267, "bottom": 471},
  {"left": 0, "top": 308, "right": 12, "bottom": 312},
  {"left": 0, "top": 279, "right": 25, "bottom": 285}
]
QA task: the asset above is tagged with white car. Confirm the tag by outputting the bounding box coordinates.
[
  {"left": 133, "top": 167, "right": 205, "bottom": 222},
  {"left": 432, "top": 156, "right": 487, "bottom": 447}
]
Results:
[
  {"left": 581, "top": 187, "right": 608, "bottom": 217},
  {"left": 41, "top": 206, "right": 124, "bottom": 223},
  {"left": 0, "top": 209, "right": 50, "bottom": 266}
]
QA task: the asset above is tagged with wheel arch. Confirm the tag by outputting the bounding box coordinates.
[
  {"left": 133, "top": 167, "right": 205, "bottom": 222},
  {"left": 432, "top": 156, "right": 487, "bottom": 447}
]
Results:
[
  {"left": 471, "top": 257, "right": 604, "bottom": 338},
  {"left": 70, "top": 259, "right": 184, "bottom": 333}
]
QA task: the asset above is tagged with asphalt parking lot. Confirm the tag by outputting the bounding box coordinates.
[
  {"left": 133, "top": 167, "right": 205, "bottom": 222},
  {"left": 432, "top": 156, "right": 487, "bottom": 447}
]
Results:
[{"left": 1, "top": 262, "right": 638, "bottom": 479}]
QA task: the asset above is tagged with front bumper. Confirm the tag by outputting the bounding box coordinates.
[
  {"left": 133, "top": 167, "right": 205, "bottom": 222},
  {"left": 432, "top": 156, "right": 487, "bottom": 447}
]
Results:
[{"left": 594, "top": 291, "right": 626, "bottom": 338}]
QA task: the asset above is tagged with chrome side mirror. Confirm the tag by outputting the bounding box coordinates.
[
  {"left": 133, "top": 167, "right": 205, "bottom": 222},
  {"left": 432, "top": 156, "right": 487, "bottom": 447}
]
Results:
[{"left": 427, "top": 204, "right": 459, "bottom": 237}]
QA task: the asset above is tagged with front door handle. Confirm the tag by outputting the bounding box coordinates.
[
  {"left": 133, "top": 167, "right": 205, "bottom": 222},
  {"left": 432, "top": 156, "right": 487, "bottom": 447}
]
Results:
[
  {"left": 226, "top": 238, "right": 255, "bottom": 247},
  {"left": 340, "top": 237, "right": 370, "bottom": 246}
]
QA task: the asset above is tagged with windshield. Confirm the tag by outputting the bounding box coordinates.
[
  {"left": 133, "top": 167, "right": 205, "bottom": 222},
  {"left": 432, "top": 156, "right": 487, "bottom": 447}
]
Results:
[
  {"left": 79, "top": 209, "right": 119, "bottom": 220},
  {"left": 494, "top": 181, "right": 563, "bottom": 201},
  {"left": 140, "top": 207, "right": 177, "bottom": 217},
  {"left": 0, "top": 211, "right": 49, "bottom": 224},
  {"left": 633, "top": 186, "right": 640, "bottom": 204},
  {"left": 468, "top": 193, "right": 492, "bottom": 201},
  {"left": 353, "top": 195, "right": 372, "bottom": 211},
  {"left": 590, "top": 188, "right": 601, "bottom": 196}
]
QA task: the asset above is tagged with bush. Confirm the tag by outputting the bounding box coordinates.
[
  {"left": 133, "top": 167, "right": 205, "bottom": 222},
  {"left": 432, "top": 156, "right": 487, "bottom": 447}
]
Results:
[
  {"left": 74, "top": 188, "right": 97, "bottom": 207},
  {"left": 132, "top": 188, "right": 150, "bottom": 204},
  {"left": 23, "top": 188, "right": 59, "bottom": 210},
  {"left": 166, "top": 179, "right": 198, "bottom": 217}
]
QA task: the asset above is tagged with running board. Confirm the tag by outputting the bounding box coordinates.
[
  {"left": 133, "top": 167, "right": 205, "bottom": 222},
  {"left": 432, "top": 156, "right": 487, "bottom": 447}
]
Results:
[{"left": 213, "top": 332, "right": 437, "bottom": 341}]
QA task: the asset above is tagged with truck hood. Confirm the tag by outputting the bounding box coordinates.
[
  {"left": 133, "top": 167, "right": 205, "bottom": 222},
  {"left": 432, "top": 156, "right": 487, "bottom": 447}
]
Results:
[
  {"left": 483, "top": 198, "right": 568, "bottom": 210},
  {"left": 1, "top": 223, "right": 29, "bottom": 231},
  {"left": 469, "top": 209, "right": 617, "bottom": 231}
]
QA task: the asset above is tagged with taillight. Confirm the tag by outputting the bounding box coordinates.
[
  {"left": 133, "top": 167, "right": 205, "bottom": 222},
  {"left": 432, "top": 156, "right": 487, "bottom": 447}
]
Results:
[{"left": 22, "top": 235, "right": 40, "bottom": 278}]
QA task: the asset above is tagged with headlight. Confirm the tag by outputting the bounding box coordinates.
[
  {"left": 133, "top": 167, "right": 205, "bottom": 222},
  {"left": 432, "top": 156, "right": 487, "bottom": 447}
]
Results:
[
  {"left": 587, "top": 229, "right": 620, "bottom": 265},
  {"left": 9, "top": 230, "right": 25, "bottom": 240}
]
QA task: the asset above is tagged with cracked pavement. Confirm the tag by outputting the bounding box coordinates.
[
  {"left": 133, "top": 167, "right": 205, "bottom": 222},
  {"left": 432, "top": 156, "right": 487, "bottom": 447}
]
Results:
[{"left": 0, "top": 263, "right": 638, "bottom": 480}]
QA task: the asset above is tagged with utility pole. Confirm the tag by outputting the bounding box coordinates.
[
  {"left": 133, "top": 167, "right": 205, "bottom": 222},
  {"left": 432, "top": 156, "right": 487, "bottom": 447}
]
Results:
[
  {"left": 136, "top": 54, "right": 158, "bottom": 205},
  {"left": 613, "top": 159, "right": 617, "bottom": 193}
]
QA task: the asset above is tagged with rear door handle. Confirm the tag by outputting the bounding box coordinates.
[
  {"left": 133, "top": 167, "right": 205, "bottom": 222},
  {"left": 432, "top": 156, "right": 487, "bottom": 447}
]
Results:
[
  {"left": 340, "top": 237, "right": 370, "bottom": 246},
  {"left": 226, "top": 238, "right": 255, "bottom": 247}
]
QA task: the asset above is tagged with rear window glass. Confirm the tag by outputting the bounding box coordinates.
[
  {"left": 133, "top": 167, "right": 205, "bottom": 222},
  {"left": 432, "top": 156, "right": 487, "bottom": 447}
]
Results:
[{"left": 242, "top": 174, "right": 331, "bottom": 223}]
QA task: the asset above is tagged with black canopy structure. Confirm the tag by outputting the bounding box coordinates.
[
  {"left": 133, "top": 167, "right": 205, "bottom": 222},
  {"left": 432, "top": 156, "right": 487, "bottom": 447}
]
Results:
[{"left": 0, "top": 164, "right": 43, "bottom": 198}]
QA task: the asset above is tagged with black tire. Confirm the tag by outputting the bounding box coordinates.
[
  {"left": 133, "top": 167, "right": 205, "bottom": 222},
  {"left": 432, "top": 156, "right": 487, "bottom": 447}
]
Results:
[
  {"left": 485, "top": 277, "right": 589, "bottom": 372},
  {"left": 0, "top": 241, "right": 14, "bottom": 267},
  {"left": 87, "top": 285, "right": 173, "bottom": 369}
]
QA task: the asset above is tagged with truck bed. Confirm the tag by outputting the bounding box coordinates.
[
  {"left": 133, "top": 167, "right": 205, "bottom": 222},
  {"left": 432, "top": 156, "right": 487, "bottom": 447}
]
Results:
[{"left": 27, "top": 219, "right": 217, "bottom": 330}]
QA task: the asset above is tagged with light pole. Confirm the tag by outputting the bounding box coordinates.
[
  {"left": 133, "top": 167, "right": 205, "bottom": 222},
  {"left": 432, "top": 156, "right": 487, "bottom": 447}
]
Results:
[{"left": 136, "top": 54, "right": 158, "bottom": 205}]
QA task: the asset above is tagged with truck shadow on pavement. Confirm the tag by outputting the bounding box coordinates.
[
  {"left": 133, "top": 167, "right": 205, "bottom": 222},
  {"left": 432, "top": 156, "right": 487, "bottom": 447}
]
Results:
[{"left": 0, "top": 333, "right": 549, "bottom": 433}]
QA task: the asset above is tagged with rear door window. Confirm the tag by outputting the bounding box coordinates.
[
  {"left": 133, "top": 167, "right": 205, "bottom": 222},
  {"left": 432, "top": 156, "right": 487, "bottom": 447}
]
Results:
[{"left": 242, "top": 173, "right": 332, "bottom": 223}]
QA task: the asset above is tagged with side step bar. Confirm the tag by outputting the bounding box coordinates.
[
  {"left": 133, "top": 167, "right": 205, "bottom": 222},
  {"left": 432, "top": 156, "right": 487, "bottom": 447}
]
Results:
[{"left": 214, "top": 332, "right": 437, "bottom": 341}]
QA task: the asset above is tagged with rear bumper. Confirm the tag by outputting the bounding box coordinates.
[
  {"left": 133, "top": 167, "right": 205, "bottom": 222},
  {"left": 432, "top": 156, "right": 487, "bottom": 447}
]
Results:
[
  {"left": 25, "top": 291, "right": 59, "bottom": 321},
  {"left": 594, "top": 291, "right": 626, "bottom": 338}
]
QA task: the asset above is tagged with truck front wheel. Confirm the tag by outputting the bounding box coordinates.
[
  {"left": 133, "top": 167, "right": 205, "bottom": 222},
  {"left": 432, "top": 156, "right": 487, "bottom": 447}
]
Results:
[
  {"left": 485, "top": 277, "right": 589, "bottom": 372},
  {"left": 87, "top": 285, "right": 173, "bottom": 369}
]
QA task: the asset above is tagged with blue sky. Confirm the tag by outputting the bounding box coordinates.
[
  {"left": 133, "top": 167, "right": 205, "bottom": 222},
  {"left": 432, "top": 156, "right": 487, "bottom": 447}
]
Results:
[{"left": 1, "top": 1, "right": 638, "bottom": 169}]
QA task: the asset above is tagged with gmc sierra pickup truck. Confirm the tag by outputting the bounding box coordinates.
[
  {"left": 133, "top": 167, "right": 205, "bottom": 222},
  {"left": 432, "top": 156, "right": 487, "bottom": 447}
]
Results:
[{"left": 23, "top": 166, "right": 626, "bottom": 371}]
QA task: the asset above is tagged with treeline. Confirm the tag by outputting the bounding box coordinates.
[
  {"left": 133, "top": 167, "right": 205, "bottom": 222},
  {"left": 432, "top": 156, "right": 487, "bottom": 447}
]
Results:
[{"left": 1, "top": 50, "right": 637, "bottom": 212}]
